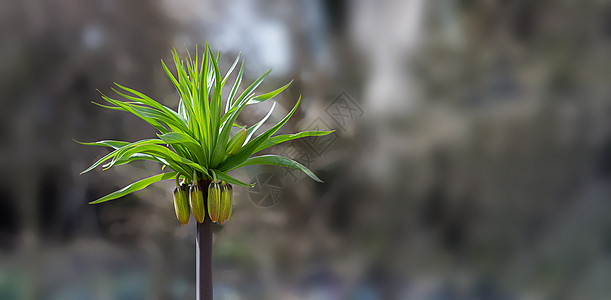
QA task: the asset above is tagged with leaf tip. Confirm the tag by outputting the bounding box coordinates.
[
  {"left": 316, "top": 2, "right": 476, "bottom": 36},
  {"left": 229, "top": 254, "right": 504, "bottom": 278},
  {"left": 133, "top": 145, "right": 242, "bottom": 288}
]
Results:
[{"left": 88, "top": 198, "right": 107, "bottom": 204}]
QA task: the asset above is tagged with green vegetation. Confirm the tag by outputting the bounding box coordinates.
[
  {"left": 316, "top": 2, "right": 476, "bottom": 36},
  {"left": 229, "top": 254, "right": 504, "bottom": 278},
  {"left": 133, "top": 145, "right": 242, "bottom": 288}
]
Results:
[{"left": 79, "top": 44, "right": 332, "bottom": 224}]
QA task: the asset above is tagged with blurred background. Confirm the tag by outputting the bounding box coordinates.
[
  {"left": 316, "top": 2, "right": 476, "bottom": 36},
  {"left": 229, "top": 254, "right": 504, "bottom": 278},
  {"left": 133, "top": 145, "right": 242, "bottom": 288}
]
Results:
[{"left": 2, "top": 0, "right": 611, "bottom": 299}]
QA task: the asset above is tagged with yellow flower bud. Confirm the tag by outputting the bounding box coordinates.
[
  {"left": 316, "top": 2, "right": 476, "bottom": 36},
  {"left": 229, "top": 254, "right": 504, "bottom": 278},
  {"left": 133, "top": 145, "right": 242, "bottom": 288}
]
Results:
[
  {"left": 190, "top": 180, "right": 206, "bottom": 223},
  {"left": 173, "top": 184, "right": 190, "bottom": 225},
  {"left": 218, "top": 182, "right": 233, "bottom": 224},
  {"left": 207, "top": 181, "right": 222, "bottom": 223}
]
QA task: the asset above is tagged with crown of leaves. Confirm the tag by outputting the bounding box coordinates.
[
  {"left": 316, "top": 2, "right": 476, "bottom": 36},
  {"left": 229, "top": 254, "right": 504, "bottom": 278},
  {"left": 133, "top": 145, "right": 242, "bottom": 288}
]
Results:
[{"left": 80, "top": 44, "right": 333, "bottom": 204}]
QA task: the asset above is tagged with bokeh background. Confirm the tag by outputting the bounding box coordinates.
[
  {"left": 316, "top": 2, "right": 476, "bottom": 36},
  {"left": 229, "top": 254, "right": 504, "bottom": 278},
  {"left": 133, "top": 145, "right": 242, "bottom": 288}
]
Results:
[{"left": 2, "top": 0, "right": 611, "bottom": 299}]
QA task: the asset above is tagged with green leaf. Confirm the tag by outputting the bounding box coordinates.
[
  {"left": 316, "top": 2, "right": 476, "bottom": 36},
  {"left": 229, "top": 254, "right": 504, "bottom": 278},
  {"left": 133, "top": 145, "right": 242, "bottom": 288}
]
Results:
[
  {"left": 111, "top": 90, "right": 187, "bottom": 126},
  {"left": 227, "top": 60, "right": 244, "bottom": 109},
  {"left": 218, "top": 96, "right": 301, "bottom": 172},
  {"left": 102, "top": 95, "right": 191, "bottom": 135},
  {"left": 81, "top": 47, "right": 331, "bottom": 206},
  {"left": 89, "top": 172, "right": 177, "bottom": 204},
  {"left": 214, "top": 170, "right": 255, "bottom": 187},
  {"left": 113, "top": 83, "right": 185, "bottom": 126},
  {"left": 199, "top": 46, "right": 212, "bottom": 149},
  {"left": 232, "top": 69, "right": 271, "bottom": 109},
  {"left": 108, "top": 139, "right": 166, "bottom": 167},
  {"left": 245, "top": 102, "right": 276, "bottom": 143},
  {"left": 209, "top": 46, "right": 223, "bottom": 116},
  {"left": 110, "top": 143, "right": 208, "bottom": 177},
  {"left": 220, "top": 69, "right": 270, "bottom": 126},
  {"left": 158, "top": 132, "right": 207, "bottom": 166},
  {"left": 80, "top": 139, "right": 163, "bottom": 175},
  {"left": 102, "top": 153, "right": 168, "bottom": 168},
  {"left": 247, "top": 81, "right": 292, "bottom": 105},
  {"left": 75, "top": 140, "right": 129, "bottom": 150},
  {"left": 222, "top": 53, "right": 241, "bottom": 93},
  {"left": 232, "top": 155, "right": 323, "bottom": 182},
  {"left": 215, "top": 73, "right": 277, "bottom": 166},
  {"left": 163, "top": 57, "right": 198, "bottom": 135},
  {"left": 253, "top": 130, "right": 335, "bottom": 153},
  {"left": 94, "top": 99, "right": 169, "bottom": 134}
]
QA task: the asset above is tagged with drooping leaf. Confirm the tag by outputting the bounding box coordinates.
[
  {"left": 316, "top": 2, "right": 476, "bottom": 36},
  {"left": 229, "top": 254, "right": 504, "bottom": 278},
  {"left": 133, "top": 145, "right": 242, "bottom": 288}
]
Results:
[
  {"left": 214, "top": 170, "right": 255, "bottom": 187},
  {"left": 231, "top": 155, "right": 323, "bottom": 182},
  {"left": 113, "top": 83, "right": 185, "bottom": 126},
  {"left": 102, "top": 153, "right": 168, "bottom": 168},
  {"left": 75, "top": 140, "right": 129, "bottom": 150},
  {"left": 101, "top": 95, "right": 191, "bottom": 135},
  {"left": 94, "top": 99, "right": 169, "bottom": 134},
  {"left": 253, "top": 130, "right": 335, "bottom": 153},
  {"left": 109, "top": 143, "right": 208, "bottom": 177},
  {"left": 158, "top": 132, "right": 207, "bottom": 166},
  {"left": 89, "top": 172, "right": 177, "bottom": 204},
  {"left": 108, "top": 139, "right": 167, "bottom": 167},
  {"left": 81, "top": 139, "right": 164, "bottom": 175}
]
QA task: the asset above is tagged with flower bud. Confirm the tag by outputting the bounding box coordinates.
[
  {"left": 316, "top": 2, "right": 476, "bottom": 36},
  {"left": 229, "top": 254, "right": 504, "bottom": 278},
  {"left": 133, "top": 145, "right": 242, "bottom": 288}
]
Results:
[
  {"left": 226, "top": 128, "right": 247, "bottom": 156},
  {"left": 173, "top": 184, "right": 190, "bottom": 225},
  {"left": 190, "top": 180, "right": 206, "bottom": 223},
  {"left": 207, "top": 181, "right": 222, "bottom": 223},
  {"left": 218, "top": 182, "right": 233, "bottom": 224}
]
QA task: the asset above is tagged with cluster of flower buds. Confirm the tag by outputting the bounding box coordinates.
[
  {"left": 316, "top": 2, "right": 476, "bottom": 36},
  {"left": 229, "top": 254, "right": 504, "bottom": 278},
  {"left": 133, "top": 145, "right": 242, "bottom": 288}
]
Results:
[
  {"left": 207, "top": 180, "right": 233, "bottom": 223},
  {"left": 171, "top": 172, "right": 233, "bottom": 225}
]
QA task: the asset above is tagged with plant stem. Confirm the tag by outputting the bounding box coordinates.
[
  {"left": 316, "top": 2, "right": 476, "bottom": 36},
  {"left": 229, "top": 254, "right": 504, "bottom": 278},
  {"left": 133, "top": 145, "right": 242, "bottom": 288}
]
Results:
[{"left": 196, "top": 218, "right": 212, "bottom": 299}]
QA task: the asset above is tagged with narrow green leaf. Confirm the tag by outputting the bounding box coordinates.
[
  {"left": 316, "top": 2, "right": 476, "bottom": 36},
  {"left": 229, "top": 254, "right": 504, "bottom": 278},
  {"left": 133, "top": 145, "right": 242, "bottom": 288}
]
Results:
[
  {"left": 253, "top": 130, "right": 335, "bottom": 153},
  {"left": 158, "top": 132, "right": 207, "bottom": 166},
  {"left": 177, "top": 99, "right": 187, "bottom": 121},
  {"left": 222, "top": 53, "right": 241, "bottom": 89},
  {"left": 209, "top": 46, "right": 223, "bottom": 148},
  {"left": 246, "top": 81, "right": 292, "bottom": 105},
  {"left": 110, "top": 88, "right": 189, "bottom": 132},
  {"left": 106, "top": 96, "right": 191, "bottom": 135},
  {"left": 109, "top": 143, "right": 208, "bottom": 178},
  {"left": 163, "top": 57, "right": 198, "bottom": 136},
  {"left": 227, "top": 60, "right": 244, "bottom": 109},
  {"left": 222, "top": 69, "right": 271, "bottom": 124},
  {"left": 75, "top": 140, "right": 129, "bottom": 150},
  {"left": 113, "top": 83, "right": 184, "bottom": 125},
  {"left": 100, "top": 95, "right": 169, "bottom": 134},
  {"left": 214, "top": 170, "right": 255, "bottom": 187},
  {"left": 80, "top": 139, "right": 161, "bottom": 175},
  {"left": 245, "top": 102, "right": 276, "bottom": 143},
  {"left": 89, "top": 172, "right": 177, "bottom": 204},
  {"left": 216, "top": 74, "right": 276, "bottom": 162},
  {"left": 232, "top": 155, "right": 323, "bottom": 182},
  {"left": 102, "top": 153, "right": 168, "bottom": 168},
  {"left": 218, "top": 96, "right": 301, "bottom": 171},
  {"left": 232, "top": 69, "right": 271, "bottom": 109}
]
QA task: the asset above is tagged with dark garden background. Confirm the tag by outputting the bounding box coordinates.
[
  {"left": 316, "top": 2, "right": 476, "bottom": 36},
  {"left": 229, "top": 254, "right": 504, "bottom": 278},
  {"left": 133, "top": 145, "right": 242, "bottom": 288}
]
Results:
[{"left": 2, "top": 0, "right": 611, "bottom": 299}]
